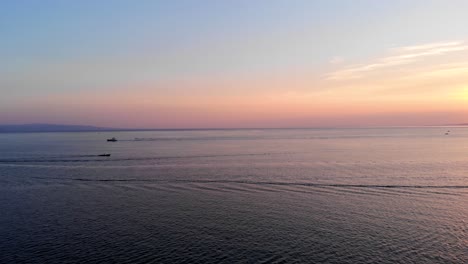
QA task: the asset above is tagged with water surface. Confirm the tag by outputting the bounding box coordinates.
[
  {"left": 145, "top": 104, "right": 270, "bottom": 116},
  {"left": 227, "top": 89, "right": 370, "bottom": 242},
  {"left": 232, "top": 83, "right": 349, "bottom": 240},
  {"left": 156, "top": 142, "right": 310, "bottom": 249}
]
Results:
[{"left": 1, "top": 128, "right": 467, "bottom": 263}]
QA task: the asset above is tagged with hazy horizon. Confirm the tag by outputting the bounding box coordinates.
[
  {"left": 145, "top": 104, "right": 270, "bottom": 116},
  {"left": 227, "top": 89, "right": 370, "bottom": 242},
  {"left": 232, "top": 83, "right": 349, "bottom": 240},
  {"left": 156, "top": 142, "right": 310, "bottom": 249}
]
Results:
[
  {"left": 1, "top": 122, "right": 468, "bottom": 131},
  {"left": 2, "top": 1, "right": 468, "bottom": 128}
]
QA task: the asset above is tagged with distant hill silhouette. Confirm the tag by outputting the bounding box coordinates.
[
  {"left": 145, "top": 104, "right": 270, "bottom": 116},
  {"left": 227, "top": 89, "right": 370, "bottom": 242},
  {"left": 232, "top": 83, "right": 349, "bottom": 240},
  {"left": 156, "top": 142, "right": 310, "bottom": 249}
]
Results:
[{"left": 0, "top": 124, "right": 117, "bottom": 133}]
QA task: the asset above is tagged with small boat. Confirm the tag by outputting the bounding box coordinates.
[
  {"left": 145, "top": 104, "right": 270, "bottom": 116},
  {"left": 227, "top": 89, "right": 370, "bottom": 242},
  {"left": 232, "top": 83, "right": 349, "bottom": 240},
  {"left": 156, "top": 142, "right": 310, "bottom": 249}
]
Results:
[
  {"left": 98, "top": 154, "right": 111, "bottom": 157},
  {"left": 107, "top": 137, "right": 117, "bottom": 142}
]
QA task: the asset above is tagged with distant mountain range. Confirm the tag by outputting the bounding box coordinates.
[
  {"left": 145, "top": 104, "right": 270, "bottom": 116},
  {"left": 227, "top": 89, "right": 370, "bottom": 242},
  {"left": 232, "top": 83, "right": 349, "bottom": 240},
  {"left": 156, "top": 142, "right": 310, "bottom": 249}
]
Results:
[{"left": 0, "top": 124, "right": 118, "bottom": 133}]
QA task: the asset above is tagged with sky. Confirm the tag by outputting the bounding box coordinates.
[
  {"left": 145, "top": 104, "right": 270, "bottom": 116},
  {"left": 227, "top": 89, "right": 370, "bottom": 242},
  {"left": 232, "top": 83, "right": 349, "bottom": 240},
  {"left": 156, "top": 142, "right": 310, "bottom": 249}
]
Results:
[{"left": 1, "top": 0, "right": 468, "bottom": 128}]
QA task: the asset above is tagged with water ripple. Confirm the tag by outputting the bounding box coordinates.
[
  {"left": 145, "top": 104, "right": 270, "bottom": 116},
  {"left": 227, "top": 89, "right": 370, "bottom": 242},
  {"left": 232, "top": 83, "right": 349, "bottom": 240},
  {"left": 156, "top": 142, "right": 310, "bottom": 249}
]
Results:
[{"left": 31, "top": 177, "right": 468, "bottom": 189}]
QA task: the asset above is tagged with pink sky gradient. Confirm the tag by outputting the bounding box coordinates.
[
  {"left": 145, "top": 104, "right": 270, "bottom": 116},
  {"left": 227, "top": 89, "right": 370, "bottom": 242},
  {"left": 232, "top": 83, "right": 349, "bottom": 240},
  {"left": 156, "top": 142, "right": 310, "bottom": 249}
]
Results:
[{"left": 2, "top": 2, "right": 468, "bottom": 128}]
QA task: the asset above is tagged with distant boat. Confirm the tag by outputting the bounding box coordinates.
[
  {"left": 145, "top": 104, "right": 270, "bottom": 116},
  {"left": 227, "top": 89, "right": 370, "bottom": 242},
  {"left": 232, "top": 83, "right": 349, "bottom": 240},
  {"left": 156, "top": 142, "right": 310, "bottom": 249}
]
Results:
[
  {"left": 107, "top": 137, "right": 117, "bottom": 142},
  {"left": 98, "top": 154, "right": 111, "bottom": 157}
]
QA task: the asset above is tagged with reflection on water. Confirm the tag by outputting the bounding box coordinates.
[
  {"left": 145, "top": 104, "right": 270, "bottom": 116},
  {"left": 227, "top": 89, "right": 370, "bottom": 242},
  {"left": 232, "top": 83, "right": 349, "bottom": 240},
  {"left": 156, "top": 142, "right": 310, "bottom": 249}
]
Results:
[{"left": 1, "top": 128, "right": 468, "bottom": 263}]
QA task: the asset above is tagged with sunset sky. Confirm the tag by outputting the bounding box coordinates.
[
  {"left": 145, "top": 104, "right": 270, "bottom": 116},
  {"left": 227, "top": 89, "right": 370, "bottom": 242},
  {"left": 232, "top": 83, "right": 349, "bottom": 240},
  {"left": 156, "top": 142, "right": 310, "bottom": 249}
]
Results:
[{"left": 2, "top": 0, "right": 468, "bottom": 128}]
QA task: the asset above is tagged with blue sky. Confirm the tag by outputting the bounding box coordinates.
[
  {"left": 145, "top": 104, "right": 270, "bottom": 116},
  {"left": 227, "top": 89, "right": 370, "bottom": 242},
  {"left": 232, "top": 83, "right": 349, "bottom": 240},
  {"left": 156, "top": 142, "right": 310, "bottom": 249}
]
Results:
[{"left": 1, "top": 1, "right": 468, "bottom": 127}]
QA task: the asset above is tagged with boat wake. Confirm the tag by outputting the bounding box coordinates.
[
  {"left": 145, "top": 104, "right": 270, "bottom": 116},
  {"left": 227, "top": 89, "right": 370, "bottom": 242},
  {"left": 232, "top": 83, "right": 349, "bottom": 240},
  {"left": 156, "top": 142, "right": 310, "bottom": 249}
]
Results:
[
  {"left": 0, "top": 153, "right": 276, "bottom": 163},
  {"left": 30, "top": 177, "right": 468, "bottom": 189}
]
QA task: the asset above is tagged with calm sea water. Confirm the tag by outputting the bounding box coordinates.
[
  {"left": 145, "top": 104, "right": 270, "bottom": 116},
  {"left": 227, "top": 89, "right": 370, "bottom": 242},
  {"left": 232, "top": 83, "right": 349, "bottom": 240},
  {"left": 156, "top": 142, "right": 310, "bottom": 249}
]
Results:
[{"left": 1, "top": 128, "right": 467, "bottom": 263}]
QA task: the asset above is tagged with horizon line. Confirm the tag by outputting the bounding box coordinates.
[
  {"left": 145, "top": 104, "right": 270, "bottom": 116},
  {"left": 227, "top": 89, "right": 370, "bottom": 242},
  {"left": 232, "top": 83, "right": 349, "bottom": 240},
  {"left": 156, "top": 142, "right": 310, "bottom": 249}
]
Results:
[{"left": 0, "top": 123, "right": 467, "bottom": 133}]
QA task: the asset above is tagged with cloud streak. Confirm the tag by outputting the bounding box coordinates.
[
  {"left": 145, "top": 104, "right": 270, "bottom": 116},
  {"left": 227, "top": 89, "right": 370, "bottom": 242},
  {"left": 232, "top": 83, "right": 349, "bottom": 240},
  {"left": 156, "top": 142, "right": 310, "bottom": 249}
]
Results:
[{"left": 327, "top": 41, "right": 468, "bottom": 80}]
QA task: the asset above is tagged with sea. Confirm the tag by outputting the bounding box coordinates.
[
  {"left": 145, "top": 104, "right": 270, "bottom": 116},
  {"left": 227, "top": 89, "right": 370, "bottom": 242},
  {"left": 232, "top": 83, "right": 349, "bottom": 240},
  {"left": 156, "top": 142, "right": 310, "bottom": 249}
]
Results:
[{"left": 1, "top": 127, "right": 467, "bottom": 263}]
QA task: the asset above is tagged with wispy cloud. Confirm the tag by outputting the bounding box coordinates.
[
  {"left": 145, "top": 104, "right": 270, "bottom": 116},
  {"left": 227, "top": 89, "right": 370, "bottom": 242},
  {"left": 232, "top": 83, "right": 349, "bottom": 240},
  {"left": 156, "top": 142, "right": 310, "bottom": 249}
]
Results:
[
  {"left": 392, "top": 41, "right": 462, "bottom": 52},
  {"left": 327, "top": 41, "right": 468, "bottom": 80}
]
